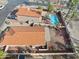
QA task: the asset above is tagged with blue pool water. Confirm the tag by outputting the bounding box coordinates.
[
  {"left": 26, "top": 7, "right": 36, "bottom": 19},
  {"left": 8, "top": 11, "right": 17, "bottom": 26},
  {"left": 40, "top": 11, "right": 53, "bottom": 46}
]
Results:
[{"left": 49, "top": 14, "right": 60, "bottom": 26}]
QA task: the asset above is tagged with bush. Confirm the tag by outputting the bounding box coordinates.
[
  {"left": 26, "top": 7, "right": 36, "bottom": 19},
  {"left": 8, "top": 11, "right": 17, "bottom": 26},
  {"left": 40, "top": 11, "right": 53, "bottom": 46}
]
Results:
[
  {"left": 0, "top": 50, "right": 6, "bottom": 59},
  {"left": 48, "top": 2, "right": 54, "bottom": 12}
]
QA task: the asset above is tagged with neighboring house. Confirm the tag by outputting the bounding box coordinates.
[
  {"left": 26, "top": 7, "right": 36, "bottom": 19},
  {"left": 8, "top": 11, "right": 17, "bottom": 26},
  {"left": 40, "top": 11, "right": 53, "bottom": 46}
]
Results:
[
  {"left": 29, "top": 0, "right": 48, "bottom": 4},
  {"left": 59, "top": 0, "right": 69, "bottom": 7},
  {"left": 29, "top": 0, "right": 37, "bottom": 2},
  {"left": 16, "top": 5, "right": 42, "bottom": 23},
  {"left": 49, "top": 0, "right": 69, "bottom": 9}
]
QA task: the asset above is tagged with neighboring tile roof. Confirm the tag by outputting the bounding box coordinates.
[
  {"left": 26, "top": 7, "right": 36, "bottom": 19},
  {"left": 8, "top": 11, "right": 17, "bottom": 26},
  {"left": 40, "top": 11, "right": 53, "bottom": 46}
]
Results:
[
  {"left": 16, "top": 5, "right": 41, "bottom": 18},
  {"left": 0, "top": 26, "right": 45, "bottom": 46}
]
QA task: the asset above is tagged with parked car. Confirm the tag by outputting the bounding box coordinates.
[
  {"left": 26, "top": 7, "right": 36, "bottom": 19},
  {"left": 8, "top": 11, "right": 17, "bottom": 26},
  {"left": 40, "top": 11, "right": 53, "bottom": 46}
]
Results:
[
  {"left": 7, "top": 15, "right": 17, "bottom": 19},
  {"left": 0, "top": 5, "right": 4, "bottom": 9}
]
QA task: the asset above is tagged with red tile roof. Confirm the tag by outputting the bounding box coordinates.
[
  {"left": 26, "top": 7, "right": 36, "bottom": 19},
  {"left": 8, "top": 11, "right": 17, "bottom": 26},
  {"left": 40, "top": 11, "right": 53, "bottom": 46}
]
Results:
[
  {"left": 0, "top": 26, "right": 45, "bottom": 46},
  {"left": 16, "top": 5, "right": 41, "bottom": 18}
]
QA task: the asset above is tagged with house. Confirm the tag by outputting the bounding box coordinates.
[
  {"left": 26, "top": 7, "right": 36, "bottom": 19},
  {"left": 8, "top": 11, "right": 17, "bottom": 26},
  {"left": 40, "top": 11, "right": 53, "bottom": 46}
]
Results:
[
  {"left": 16, "top": 5, "right": 42, "bottom": 23},
  {"left": 0, "top": 26, "right": 46, "bottom": 46}
]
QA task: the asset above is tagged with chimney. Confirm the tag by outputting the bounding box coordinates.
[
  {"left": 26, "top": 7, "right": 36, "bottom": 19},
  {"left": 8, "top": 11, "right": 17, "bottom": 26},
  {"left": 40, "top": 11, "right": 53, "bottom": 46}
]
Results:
[{"left": 27, "top": 7, "right": 30, "bottom": 11}]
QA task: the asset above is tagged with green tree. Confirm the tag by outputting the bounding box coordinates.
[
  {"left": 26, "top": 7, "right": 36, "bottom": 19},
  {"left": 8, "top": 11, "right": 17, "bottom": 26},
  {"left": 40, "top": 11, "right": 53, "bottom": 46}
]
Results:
[
  {"left": 37, "top": 5, "right": 43, "bottom": 10},
  {"left": 47, "top": 2, "right": 54, "bottom": 12},
  {"left": 0, "top": 50, "right": 6, "bottom": 59}
]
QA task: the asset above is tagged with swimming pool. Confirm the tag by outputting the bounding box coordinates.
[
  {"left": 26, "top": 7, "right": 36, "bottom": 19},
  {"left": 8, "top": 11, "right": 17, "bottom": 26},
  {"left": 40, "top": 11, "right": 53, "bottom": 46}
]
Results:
[{"left": 48, "top": 14, "right": 60, "bottom": 26}]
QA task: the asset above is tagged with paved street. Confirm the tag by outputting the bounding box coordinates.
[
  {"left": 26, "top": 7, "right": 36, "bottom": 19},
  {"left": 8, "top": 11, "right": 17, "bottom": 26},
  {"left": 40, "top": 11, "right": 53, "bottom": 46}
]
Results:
[{"left": 0, "top": 0, "right": 28, "bottom": 26}]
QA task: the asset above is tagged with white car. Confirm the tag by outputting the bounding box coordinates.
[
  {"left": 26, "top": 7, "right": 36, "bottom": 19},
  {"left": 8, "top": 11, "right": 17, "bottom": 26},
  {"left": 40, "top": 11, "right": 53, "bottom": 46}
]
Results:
[{"left": 0, "top": 5, "right": 5, "bottom": 9}]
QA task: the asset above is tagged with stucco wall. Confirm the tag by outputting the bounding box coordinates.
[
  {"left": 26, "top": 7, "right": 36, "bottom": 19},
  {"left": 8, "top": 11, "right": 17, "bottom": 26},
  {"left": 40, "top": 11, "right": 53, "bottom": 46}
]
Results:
[{"left": 17, "top": 16, "right": 42, "bottom": 23}]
